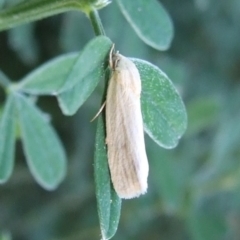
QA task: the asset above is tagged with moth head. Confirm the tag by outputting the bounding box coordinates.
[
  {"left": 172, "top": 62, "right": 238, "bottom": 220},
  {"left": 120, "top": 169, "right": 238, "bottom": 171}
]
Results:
[{"left": 109, "top": 44, "right": 136, "bottom": 72}]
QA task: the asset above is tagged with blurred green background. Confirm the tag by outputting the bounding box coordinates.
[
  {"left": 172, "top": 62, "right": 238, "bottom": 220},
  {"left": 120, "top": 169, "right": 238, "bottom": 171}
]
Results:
[{"left": 1, "top": 0, "right": 240, "bottom": 239}]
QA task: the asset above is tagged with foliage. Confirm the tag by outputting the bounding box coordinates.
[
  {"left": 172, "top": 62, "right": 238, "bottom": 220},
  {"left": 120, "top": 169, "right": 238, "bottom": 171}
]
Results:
[
  {"left": 0, "top": 0, "right": 184, "bottom": 239},
  {"left": 1, "top": 0, "right": 239, "bottom": 239}
]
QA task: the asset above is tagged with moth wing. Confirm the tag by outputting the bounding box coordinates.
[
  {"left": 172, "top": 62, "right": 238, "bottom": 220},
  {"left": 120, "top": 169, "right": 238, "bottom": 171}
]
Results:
[{"left": 106, "top": 68, "right": 149, "bottom": 199}]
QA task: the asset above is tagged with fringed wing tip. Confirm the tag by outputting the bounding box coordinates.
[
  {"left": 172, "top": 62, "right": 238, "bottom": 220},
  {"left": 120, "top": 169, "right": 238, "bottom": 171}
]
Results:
[{"left": 117, "top": 185, "right": 148, "bottom": 199}]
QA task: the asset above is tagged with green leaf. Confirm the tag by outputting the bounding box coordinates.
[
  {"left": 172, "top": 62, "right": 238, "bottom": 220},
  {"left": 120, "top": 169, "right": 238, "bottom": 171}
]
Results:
[
  {"left": 116, "top": 0, "right": 174, "bottom": 51},
  {"left": 58, "top": 36, "right": 112, "bottom": 92},
  {"left": 133, "top": 59, "right": 187, "bottom": 148},
  {"left": 15, "top": 93, "right": 67, "bottom": 190},
  {"left": 0, "top": 94, "right": 16, "bottom": 183},
  {"left": 18, "top": 52, "right": 78, "bottom": 95},
  {"left": 57, "top": 36, "right": 112, "bottom": 115},
  {"left": 94, "top": 115, "right": 121, "bottom": 240},
  {"left": 0, "top": 0, "right": 93, "bottom": 31}
]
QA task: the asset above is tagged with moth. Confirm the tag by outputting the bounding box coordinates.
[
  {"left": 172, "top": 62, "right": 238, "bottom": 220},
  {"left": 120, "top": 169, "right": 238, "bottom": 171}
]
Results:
[{"left": 106, "top": 46, "right": 149, "bottom": 199}]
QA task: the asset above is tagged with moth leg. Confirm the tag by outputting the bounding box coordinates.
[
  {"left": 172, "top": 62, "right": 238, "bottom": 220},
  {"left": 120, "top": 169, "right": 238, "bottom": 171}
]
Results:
[{"left": 90, "top": 101, "right": 106, "bottom": 122}]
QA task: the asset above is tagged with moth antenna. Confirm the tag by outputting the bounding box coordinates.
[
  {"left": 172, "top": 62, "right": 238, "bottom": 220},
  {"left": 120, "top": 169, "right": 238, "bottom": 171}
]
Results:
[{"left": 109, "top": 44, "right": 115, "bottom": 69}]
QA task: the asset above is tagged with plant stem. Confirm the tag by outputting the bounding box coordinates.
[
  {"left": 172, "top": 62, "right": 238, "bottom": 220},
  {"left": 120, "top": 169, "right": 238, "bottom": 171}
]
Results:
[{"left": 88, "top": 9, "right": 105, "bottom": 36}]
